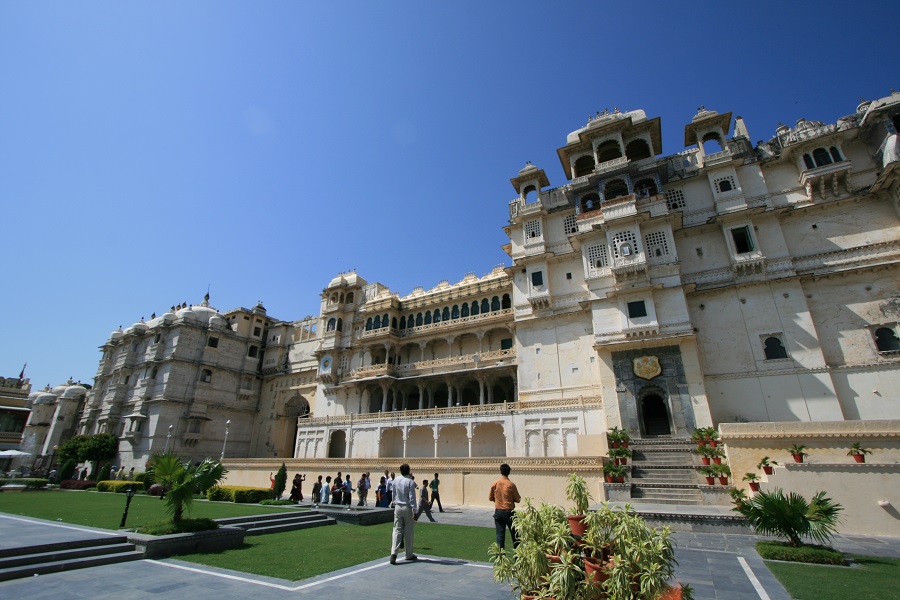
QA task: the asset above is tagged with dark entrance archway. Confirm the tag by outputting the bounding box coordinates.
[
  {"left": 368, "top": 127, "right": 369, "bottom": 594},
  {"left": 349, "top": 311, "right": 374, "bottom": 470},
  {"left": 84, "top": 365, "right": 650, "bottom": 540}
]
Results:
[
  {"left": 328, "top": 430, "right": 346, "bottom": 458},
  {"left": 641, "top": 394, "right": 671, "bottom": 436}
]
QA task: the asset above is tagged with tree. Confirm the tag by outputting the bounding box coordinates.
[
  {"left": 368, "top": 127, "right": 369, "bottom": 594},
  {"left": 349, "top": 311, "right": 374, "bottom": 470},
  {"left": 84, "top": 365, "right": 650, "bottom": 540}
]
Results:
[
  {"left": 82, "top": 433, "right": 119, "bottom": 464},
  {"left": 149, "top": 452, "right": 227, "bottom": 523},
  {"left": 733, "top": 488, "right": 843, "bottom": 547},
  {"left": 273, "top": 463, "right": 288, "bottom": 500},
  {"left": 57, "top": 435, "right": 90, "bottom": 466}
]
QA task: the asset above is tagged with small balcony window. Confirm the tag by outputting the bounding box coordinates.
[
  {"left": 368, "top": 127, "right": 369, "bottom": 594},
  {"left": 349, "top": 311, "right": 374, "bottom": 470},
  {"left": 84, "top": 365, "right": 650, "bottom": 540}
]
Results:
[
  {"left": 730, "top": 226, "right": 755, "bottom": 254},
  {"left": 627, "top": 300, "right": 648, "bottom": 319}
]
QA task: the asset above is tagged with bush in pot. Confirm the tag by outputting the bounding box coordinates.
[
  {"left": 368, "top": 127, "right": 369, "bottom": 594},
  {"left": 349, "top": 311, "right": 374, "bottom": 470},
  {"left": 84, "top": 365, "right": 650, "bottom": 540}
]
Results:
[
  {"left": 756, "top": 456, "right": 779, "bottom": 475},
  {"left": 732, "top": 488, "right": 843, "bottom": 548},
  {"left": 565, "top": 473, "right": 592, "bottom": 536},
  {"left": 698, "top": 445, "right": 723, "bottom": 465},
  {"left": 742, "top": 472, "right": 761, "bottom": 492},
  {"left": 847, "top": 442, "right": 872, "bottom": 463},
  {"left": 699, "top": 465, "right": 716, "bottom": 485},
  {"left": 788, "top": 443, "right": 808, "bottom": 463},
  {"left": 714, "top": 464, "right": 731, "bottom": 485},
  {"left": 604, "top": 462, "right": 626, "bottom": 483}
]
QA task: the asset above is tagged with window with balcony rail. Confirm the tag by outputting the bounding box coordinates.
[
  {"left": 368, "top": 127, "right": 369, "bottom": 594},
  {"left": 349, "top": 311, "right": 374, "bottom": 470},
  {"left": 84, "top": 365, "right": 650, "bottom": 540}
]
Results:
[
  {"left": 604, "top": 178, "right": 629, "bottom": 201},
  {"left": 625, "top": 138, "right": 652, "bottom": 161},
  {"left": 573, "top": 155, "right": 595, "bottom": 177},
  {"left": 579, "top": 193, "right": 600, "bottom": 214},
  {"left": 730, "top": 226, "right": 755, "bottom": 254},
  {"left": 525, "top": 219, "right": 542, "bottom": 239},
  {"left": 634, "top": 177, "right": 658, "bottom": 198},
  {"left": 597, "top": 139, "right": 623, "bottom": 162},
  {"left": 803, "top": 147, "right": 843, "bottom": 169}
]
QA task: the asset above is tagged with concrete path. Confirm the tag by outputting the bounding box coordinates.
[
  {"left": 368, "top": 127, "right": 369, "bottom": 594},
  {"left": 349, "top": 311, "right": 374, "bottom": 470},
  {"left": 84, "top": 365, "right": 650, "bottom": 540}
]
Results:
[{"left": 3, "top": 507, "right": 900, "bottom": 599}]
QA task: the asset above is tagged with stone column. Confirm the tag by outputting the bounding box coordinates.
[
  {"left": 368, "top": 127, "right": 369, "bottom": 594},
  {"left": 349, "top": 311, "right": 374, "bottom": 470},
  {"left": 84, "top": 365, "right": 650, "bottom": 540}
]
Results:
[
  {"left": 417, "top": 384, "right": 425, "bottom": 410},
  {"left": 478, "top": 377, "right": 485, "bottom": 405},
  {"left": 380, "top": 383, "right": 390, "bottom": 412},
  {"left": 433, "top": 425, "right": 439, "bottom": 458},
  {"left": 402, "top": 427, "right": 408, "bottom": 458}
]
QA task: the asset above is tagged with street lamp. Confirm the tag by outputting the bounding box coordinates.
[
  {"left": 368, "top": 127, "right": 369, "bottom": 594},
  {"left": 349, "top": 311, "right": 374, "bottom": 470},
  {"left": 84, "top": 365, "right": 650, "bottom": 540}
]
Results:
[
  {"left": 221, "top": 419, "right": 231, "bottom": 460},
  {"left": 164, "top": 424, "right": 173, "bottom": 453},
  {"left": 119, "top": 484, "right": 136, "bottom": 528}
]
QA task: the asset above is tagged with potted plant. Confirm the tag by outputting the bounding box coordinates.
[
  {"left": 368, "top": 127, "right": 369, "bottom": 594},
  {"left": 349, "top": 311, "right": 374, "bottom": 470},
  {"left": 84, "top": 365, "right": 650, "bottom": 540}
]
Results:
[
  {"left": 705, "top": 426, "right": 720, "bottom": 447},
  {"left": 489, "top": 540, "right": 550, "bottom": 599},
  {"left": 610, "top": 445, "right": 632, "bottom": 465},
  {"left": 619, "top": 428, "right": 631, "bottom": 448},
  {"left": 690, "top": 428, "right": 707, "bottom": 447},
  {"left": 714, "top": 464, "right": 731, "bottom": 485},
  {"left": 699, "top": 465, "right": 716, "bottom": 485},
  {"left": 602, "top": 505, "right": 676, "bottom": 600},
  {"left": 545, "top": 550, "right": 586, "bottom": 599},
  {"left": 742, "top": 472, "right": 761, "bottom": 492},
  {"left": 544, "top": 520, "right": 575, "bottom": 563},
  {"left": 604, "top": 462, "right": 626, "bottom": 484},
  {"left": 788, "top": 444, "right": 808, "bottom": 463},
  {"left": 608, "top": 426, "right": 623, "bottom": 449},
  {"left": 756, "top": 456, "right": 779, "bottom": 475},
  {"left": 729, "top": 487, "right": 748, "bottom": 508},
  {"left": 565, "top": 473, "right": 592, "bottom": 536},
  {"left": 698, "top": 445, "right": 724, "bottom": 465},
  {"left": 847, "top": 442, "right": 872, "bottom": 463}
]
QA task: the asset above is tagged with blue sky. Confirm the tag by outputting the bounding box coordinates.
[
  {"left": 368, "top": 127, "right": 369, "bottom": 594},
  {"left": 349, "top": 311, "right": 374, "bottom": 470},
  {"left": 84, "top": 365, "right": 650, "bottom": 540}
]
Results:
[{"left": 2, "top": 1, "right": 898, "bottom": 390}]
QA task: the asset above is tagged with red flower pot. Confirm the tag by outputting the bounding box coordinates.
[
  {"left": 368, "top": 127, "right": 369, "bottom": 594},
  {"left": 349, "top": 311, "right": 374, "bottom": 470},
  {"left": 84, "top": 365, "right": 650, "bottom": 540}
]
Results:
[
  {"left": 762, "top": 466, "right": 774, "bottom": 475},
  {"left": 698, "top": 440, "right": 706, "bottom": 447},
  {"left": 611, "top": 441, "right": 620, "bottom": 449},
  {"left": 792, "top": 453, "right": 804, "bottom": 463},
  {"left": 605, "top": 475, "right": 614, "bottom": 483},
  {"left": 567, "top": 514, "right": 587, "bottom": 537},
  {"left": 701, "top": 457, "right": 710, "bottom": 466},
  {"left": 749, "top": 482, "right": 760, "bottom": 492},
  {"left": 852, "top": 454, "right": 865, "bottom": 463},
  {"left": 704, "top": 476, "right": 715, "bottom": 485},
  {"left": 622, "top": 441, "right": 629, "bottom": 448},
  {"left": 546, "top": 554, "right": 562, "bottom": 564},
  {"left": 709, "top": 440, "right": 718, "bottom": 448},
  {"left": 617, "top": 475, "right": 625, "bottom": 483},
  {"left": 718, "top": 476, "right": 728, "bottom": 485},
  {"left": 712, "top": 457, "right": 722, "bottom": 465},
  {"left": 584, "top": 557, "right": 611, "bottom": 588}
]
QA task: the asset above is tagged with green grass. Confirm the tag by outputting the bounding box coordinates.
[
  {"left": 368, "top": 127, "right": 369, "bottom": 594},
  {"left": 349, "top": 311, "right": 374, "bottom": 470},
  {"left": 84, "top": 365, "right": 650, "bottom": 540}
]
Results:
[
  {"left": 756, "top": 541, "right": 846, "bottom": 565},
  {"left": 177, "top": 522, "right": 494, "bottom": 581},
  {"left": 0, "top": 489, "right": 297, "bottom": 530},
  {"left": 766, "top": 555, "right": 900, "bottom": 600}
]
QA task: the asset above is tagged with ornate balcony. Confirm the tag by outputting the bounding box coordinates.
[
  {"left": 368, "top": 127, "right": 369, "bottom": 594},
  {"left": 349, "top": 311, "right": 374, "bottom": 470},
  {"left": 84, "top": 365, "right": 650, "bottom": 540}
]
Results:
[
  {"left": 799, "top": 160, "right": 852, "bottom": 201},
  {"left": 399, "top": 308, "right": 512, "bottom": 338},
  {"left": 731, "top": 251, "right": 766, "bottom": 276},
  {"left": 611, "top": 251, "right": 647, "bottom": 277},
  {"left": 702, "top": 148, "right": 732, "bottom": 167},
  {"left": 601, "top": 194, "right": 637, "bottom": 221},
  {"left": 345, "top": 348, "right": 516, "bottom": 382}
]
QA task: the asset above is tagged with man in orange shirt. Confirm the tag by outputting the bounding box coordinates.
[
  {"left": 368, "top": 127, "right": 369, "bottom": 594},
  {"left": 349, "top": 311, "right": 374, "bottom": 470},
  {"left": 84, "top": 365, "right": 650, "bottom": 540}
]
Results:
[{"left": 488, "top": 463, "right": 521, "bottom": 549}]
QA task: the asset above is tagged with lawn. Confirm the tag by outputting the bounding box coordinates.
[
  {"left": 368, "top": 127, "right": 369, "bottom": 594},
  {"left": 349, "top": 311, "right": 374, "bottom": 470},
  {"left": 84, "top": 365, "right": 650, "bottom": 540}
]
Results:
[
  {"left": 177, "top": 522, "right": 494, "bottom": 581},
  {"left": 0, "top": 489, "right": 297, "bottom": 530},
  {"left": 766, "top": 554, "right": 900, "bottom": 600}
]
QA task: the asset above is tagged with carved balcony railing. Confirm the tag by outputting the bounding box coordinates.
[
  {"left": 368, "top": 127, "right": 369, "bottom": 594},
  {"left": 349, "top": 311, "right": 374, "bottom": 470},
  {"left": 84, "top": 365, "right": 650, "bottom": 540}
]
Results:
[
  {"left": 298, "top": 395, "right": 603, "bottom": 428},
  {"left": 595, "top": 156, "right": 630, "bottom": 175},
  {"left": 346, "top": 348, "right": 516, "bottom": 381},
  {"left": 398, "top": 308, "right": 512, "bottom": 338},
  {"left": 611, "top": 251, "right": 647, "bottom": 277},
  {"left": 702, "top": 147, "right": 732, "bottom": 167},
  {"left": 594, "top": 321, "right": 693, "bottom": 345},
  {"left": 730, "top": 251, "right": 766, "bottom": 276},
  {"left": 601, "top": 194, "right": 637, "bottom": 221}
]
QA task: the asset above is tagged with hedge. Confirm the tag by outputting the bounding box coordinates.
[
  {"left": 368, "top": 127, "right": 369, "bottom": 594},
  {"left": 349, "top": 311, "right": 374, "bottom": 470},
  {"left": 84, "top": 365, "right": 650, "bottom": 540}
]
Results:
[
  {"left": 756, "top": 541, "right": 847, "bottom": 565},
  {"left": 60, "top": 479, "right": 98, "bottom": 490},
  {"left": 96, "top": 480, "right": 142, "bottom": 493},
  {"left": 0, "top": 478, "right": 49, "bottom": 489},
  {"left": 207, "top": 485, "right": 272, "bottom": 503}
]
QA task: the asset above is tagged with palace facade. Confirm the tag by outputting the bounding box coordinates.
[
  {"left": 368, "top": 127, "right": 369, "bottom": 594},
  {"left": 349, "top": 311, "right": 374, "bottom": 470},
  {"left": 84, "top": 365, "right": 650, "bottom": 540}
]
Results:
[{"left": 72, "top": 91, "right": 900, "bottom": 481}]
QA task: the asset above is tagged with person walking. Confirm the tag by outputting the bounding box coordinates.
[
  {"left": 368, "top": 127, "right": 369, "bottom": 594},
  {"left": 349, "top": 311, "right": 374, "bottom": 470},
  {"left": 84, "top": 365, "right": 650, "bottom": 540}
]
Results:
[
  {"left": 357, "top": 473, "right": 367, "bottom": 506},
  {"left": 389, "top": 463, "right": 418, "bottom": 564},
  {"left": 321, "top": 476, "right": 332, "bottom": 504},
  {"left": 331, "top": 477, "right": 343, "bottom": 504},
  {"left": 311, "top": 475, "right": 323, "bottom": 506},
  {"left": 342, "top": 474, "right": 354, "bottom": 506},
  {"left": 415, "top": 479, "right": 436, "bottom": 522},
  {"left": 385, "top": 471, "right": 394, "bottom": 506},
  {"left": 489, "top": 463, "right": 521, "bottom": 549},
  {"left": 429, "top": 472, "right": 444, "bottom": 512},
  {"left": 376, "top": 476, "right": 388, "bottom": 507}
]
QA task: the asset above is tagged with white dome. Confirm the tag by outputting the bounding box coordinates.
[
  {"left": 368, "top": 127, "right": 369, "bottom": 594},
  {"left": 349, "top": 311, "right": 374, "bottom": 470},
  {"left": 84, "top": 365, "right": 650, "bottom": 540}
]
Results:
[
  {"left": 327, "top": 274, "right": 345, "bottom": 289},
  {"left": 61, "top": 385, "right": 88, "bottom": 399}
]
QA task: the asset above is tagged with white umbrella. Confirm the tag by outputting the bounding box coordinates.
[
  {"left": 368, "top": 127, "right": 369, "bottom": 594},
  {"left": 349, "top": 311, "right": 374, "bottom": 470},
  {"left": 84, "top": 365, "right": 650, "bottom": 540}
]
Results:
[{"left": 0, "top": 450, "right": 31, "bottom": 457}]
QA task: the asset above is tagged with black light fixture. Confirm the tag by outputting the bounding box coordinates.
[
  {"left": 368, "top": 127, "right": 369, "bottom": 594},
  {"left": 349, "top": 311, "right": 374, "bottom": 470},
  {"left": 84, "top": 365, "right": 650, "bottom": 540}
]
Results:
[{"left": 120, "top": 485, "right": 136, "bottom": 528}]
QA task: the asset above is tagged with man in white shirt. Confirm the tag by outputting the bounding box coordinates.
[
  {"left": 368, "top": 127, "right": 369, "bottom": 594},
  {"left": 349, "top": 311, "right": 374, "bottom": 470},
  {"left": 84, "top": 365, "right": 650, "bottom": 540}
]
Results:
[
  {"left": 389, "top": 464, "right": 418, "bottom": 564},
  {"left": 385, "top": 471, "right": 394, "bottom": 505}
]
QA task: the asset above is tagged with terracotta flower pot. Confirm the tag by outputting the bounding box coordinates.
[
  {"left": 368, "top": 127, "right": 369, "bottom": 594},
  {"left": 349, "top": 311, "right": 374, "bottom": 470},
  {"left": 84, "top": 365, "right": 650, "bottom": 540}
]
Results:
[
  {"left": 605, "top": 475, "right": 614, "bottom": 483},
  {"left": 709, "top": 440, "right": 718, "bottom": 448},
  {"left": 701, "top": 457, "right": 710, "bottom": 466},
  {"left": 567, "top": 514, "right": 587, "bottom": 537},
  {"left": 704, "top": 476, "right": 715, "bottom": 485},
  {"left": 584, "top": 557, "right": 611, "bottom": 588},
  {"left": 852, "top": 454, "right": 865, "bottom": 463},
  {"left": 611, "top": 441, "right": 620, "bottom": 449},
  {"left": 698, "top": 440, "right": 706, "bottom": 447},
  {"left": 617, "top": 475, "right": 625, "bottom": 483},
  {"left": 718, "top": 476, "right": 728, "bottom": 485},
  {"left": 546, "top": 554, "right": 562, "bottom": 564},
  {"left": 762, "top": 466, "right": 774, "bottom": 475},
  {"left": 712, "top": 457, "right": 722, "bottom": 465},
  {"left": 749, "top": 482, "right": 760, "bottom": 492},
  {"left": 792, "top": 453, "right": 804, "bottom": 463},
  {"left": 622, "top": 441, "right": 629, "bottom": 448}
]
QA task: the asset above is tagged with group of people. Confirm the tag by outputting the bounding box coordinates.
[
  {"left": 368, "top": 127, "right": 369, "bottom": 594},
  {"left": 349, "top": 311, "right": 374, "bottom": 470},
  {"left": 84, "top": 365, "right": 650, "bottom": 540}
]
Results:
[{"left": 290, "top": 470, "right": 445, "bottom": 515}]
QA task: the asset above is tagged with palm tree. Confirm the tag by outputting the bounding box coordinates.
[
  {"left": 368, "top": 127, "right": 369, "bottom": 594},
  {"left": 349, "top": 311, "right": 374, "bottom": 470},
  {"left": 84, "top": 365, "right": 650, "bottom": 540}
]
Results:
[
  {"left": 733, "top": 488, "right": 842, "bottom": 547},
  {"left": 149, "top": 452, "right": 227, "bottom": 523}
]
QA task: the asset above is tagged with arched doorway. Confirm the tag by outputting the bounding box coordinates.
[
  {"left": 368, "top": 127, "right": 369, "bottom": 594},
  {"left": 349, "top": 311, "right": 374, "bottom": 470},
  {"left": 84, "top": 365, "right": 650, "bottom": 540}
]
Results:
[
  {"left": 640, "top": 393, "right": 671, "bottom": 436},
  {"left": 283, "top": 395, "right": 310, "bottom": 458},
  {"left": 328, "top": 430, "right": 346, "bottom": 458}
]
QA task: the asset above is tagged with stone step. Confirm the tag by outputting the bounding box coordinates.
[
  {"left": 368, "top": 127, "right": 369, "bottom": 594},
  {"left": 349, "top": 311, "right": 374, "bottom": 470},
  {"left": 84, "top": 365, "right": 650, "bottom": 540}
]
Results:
[
  {"left": 0, "top": 551, "right": 143, "bottom": 581},
  {"left": 0, "top": 535, "right": 130, "bottom": 559},
  {"left": 632, "top": 488, "right": 703, "bottom": 500},
  {"left": 628, "top": 496, "right": 705, "bottom": 506},
  {"left": 0, "top": 537, "right": 143, "bottom": 582},
  {"left": 214, "top": 510, "right": 318, "bottom": 526},
  {"left": 215, "top": 511, "right": 336, "bottom": 535},
  {"left": 242, "top": 517, "right": 336, "bottom": 536},
  {"left": 0, "top": 542, "right": 137, "bottom": 570}
]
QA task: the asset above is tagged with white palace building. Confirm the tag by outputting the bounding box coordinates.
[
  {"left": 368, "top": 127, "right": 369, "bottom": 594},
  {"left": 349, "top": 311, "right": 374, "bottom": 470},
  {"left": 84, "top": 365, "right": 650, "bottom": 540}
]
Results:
[{"left": 48, "top": 90, "right": 900, "bottom": 533}]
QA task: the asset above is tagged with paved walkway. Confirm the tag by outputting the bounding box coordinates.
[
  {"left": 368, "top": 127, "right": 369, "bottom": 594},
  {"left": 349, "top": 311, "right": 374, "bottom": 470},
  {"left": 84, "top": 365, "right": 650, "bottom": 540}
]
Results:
[{"left": 3, "top": 506, "right": 899, "bottom": 599}]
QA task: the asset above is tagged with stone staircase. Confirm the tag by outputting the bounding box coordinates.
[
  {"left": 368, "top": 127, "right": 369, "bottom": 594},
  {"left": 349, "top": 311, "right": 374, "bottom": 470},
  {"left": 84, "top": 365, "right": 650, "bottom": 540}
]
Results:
[
  {"left": 629, "top": 438, "right": 703, "bottom": 505},
  {"left": 0, "top": 536, "right": 143, "bottom": 582},
  {"left": 215, "top": 509, "right": 336, "bottom": 535}
]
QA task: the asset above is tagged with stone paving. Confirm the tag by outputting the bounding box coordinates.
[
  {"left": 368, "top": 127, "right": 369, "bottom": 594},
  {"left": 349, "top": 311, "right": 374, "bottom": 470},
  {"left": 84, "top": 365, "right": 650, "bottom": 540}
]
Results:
[{"left": 2, "top": 505, "right": 900, "bottom": 599}]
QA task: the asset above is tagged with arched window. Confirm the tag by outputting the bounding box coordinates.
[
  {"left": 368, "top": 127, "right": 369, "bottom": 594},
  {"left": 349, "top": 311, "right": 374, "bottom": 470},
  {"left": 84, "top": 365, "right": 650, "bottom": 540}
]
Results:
[
  {"left": 604, "top": 178, "right": 629, "bottom": 201},
  {"left": 596, "top": 140, "right": 622, "bottom": 162},
  {"left": 574, "top": 155, "right": 595, "bottom": 177},
  {"left": 424, "top": 312, "right": 432, "bottom": 325},
  {"left": 523, "top": 185, "right": 537, "bottom": 202},
  {"left": 625, "top": 138, "right": 651, "bottom": 161},
  {"left": 829, "top": 147, "right": 842, "bottom": 163},
  {"left": 433, "top": 309, "right": 441, "bottom": 323},
  {"left": 874, "top": 327, "right": 900, "bottom": 352},
  {"left": 491, "top": 296, "right": 501, "bottom": 312},
  {"left": 634, "top": 178, "right": 658, "bottom": 198},
  {"left": 718, "top": 179, "right": 733, "bottom": 192},
  {"left": 339, "top": 293, "right": 344, "bottom": 304},
  {"left": 326, "top": 318, "right": 336, "bottom": 331},
  {"left": 461, "top": 303, "right": 470, "bottom": 318},
  {"left": 382, "top": 314, "right": 389, "bottom": 328},
  {"left": 365, "top": 318, "right": 373, "bottom": 331},
  {"left": 803, "top": 153, "right": 815, "bottom": 169},
  {"left": 391, "top": 317, "right": 397, "bottom": 329},
  {"left": 812, "top": 147, "right": 832, "bottom": 167},
  {"left": 481, "top": 299, "right": 490, "bottom": 313},
  {"left": 451, "top": 305, "right": 460, "bottom": 319},
  {"left": 373, "top": 315, "right": 381, "bottom": 329},
  {"left": 337, "top": 318, "right": 343, "bottom": 331},
  {"left": 471, "top": 301, "right": 480, "bottom": 316},
  {"left": 330, "top": 293, "right": 338, "bottom": 303},
  {"left": 416, "top": 313, "right": 423, "bottom": 327},
  {"left": 763, "top": 336, "right": 788, "bottom": 360},
  {"left": 580, "top": 193, "right": 600, "bottom": 213},
  {"left": 502, "top": 294, "right": 511, "bottom": 309},
  {"left": 400, "top": 316, "right": 406, "bottom": 329},
  {"left": 200, "top": 369, "right": 212, "bottom": 383},
  {"left": 442, "top": 307, "right": 450, "bottom": 321},
  {"left": 701, "top": 132, "right": 723, "bottom": 154},
  {"left": 345, "top": 292, "right": 354, "bottom": 304}
]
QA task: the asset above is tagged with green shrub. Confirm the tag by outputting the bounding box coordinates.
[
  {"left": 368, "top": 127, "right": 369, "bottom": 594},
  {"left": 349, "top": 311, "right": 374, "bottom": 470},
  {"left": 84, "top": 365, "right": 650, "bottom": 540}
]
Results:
[
  {"left": 137, "top": 518, "right": 219, "bottom": 536},
  {"left": 0, "top": 478, "right": 7, "bottom": 486},
  {"left": 133, "top": 472, "right": 147, "bottom": 483},
  {"left": 94, "top": 462, "right": 112, "bottom": 482},
  {"left": 259, "top": 499, "right": 297, "bottom": 506},
  {"left": 206, "top": 485, "right": 271, "bottom": 503},
  {"left": 757, "top": 541, "right": 847, "bottom": 565},
  {"left": 96, "top": 480, "right": 140, "bottom": 493},
  {"left": 60, "top": 459, "right": 77, "bottom": 481},
  {"left": 22, "top": 478, "right": 49, "bottom": 489},
  {"left": 273, "top": 463, "right": 287, "bottom": 500}
]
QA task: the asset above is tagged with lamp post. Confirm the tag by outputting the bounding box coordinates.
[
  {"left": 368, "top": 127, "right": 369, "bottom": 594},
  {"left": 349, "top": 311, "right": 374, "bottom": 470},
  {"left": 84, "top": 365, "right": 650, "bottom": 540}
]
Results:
[
  {"left": 119, "top": 485, "right": 136, "bottom": 528},
  {"left": 163, "top": 424, "right": 173, "bottom": 453},
  {"left": 221, "top": 419, "right": 231, "bottom": 460}
]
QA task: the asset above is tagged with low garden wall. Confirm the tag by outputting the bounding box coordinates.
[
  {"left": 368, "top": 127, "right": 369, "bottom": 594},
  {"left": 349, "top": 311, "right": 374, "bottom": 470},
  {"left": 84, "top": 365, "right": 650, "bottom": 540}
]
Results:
[
  {"left": 720, "top": 419, "right": 900, "bottom": 536},
  {"left": 128, "top": 526, "right": 246, "bottom": 559}
]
